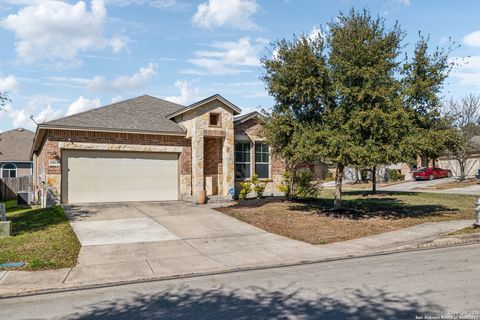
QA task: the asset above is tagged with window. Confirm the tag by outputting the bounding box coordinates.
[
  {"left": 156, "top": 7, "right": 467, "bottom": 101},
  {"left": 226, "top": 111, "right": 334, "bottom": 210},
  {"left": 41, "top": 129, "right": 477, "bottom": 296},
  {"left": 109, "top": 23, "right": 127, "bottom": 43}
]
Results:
[
  {"left": 235, "top": 142, "right": 251, "bottom": 179},
  {"left": 255, "top": 142, "right": 270, "bottom": 179},
  {"left": 2, "top": 163, "right": 17, "bottom": 178},
  {"left": 209, "top": 113, "right": 220, "bottom": 127}
]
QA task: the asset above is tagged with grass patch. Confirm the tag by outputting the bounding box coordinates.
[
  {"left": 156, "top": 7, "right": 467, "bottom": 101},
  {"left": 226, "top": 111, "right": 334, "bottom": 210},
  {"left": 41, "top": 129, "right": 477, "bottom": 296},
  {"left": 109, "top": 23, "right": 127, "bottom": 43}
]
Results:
[
  {"left": 448, "top": 226, "right": 480, "bottom": 236},
  {"left": 217, "top": 190, "right": 476, "bottom": 245},
  {"left": 0, "top": 200, "right": 80, "bottom": 270}
]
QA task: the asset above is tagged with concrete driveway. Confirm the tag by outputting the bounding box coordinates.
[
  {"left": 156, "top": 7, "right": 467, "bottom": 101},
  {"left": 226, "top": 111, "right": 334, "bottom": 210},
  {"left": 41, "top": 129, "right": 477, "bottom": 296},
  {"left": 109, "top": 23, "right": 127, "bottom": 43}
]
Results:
[
  {"left": 63, "top": 201, "right": 325, "bottom": 285},
  {"left": 379, "top": 177, "right": 480, "bottom": 195},
  {"left": 66, "top": 202, "right": 266, "bottom": 246},
  {"left": 379, "top": 177, "right": 455, "bottom": 192}
]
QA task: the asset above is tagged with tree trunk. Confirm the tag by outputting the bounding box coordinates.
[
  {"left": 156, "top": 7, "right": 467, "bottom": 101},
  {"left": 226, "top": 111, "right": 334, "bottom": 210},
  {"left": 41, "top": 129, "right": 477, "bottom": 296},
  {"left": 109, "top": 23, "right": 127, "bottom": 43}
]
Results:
[
  {"left": 421, "top": 156, "right": 428, "bottom": 168},
  {"left": 459, "top": 160, "right": 466, "bottom": 181},
  {"left": 289, "top": 167, "right": 297, "bottom": 199},
  {"left": 334, "top": 163, "right": 344, "bottom": 208},
  {"left": 372, "top": 166, "right": 377, "bottom": 194}
]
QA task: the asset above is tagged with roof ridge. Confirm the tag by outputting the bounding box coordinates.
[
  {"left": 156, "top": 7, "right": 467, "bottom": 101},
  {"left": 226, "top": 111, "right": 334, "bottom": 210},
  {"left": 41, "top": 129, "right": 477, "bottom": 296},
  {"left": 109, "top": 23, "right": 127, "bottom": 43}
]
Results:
[
  {"left": 234, "top": 110, "right": 264, "bottom": 122},
  {"left": 167, "top": 94, "right": 242, "bottom": 118},
  {"left": 0, "top": 127, "right": 34, "bottom": 134}
]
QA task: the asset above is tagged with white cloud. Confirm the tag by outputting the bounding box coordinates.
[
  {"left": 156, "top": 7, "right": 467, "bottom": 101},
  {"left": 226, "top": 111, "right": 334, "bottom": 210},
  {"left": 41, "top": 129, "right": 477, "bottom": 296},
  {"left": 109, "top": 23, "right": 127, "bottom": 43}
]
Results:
[
  {"left": 381, "top": 0, "right": 411, "bottom": 15},
  {"left": 36, "top": 104, "right": 63, "bottom": 123},
  {"left": 0, "top": 74, "right": 20, "bottom": 93},
  {"left": 164, "top": 80, "right": 199, "bottom": 105},
  {"left": 111, "top": 95, "right": 123, "bottom": 103},
  {"left": 192, "top": 0, "right": 259, "bottom": 30},
  {"left": 65, "top": 96, "right": 101, "bottom": 116},
  {"left": 9, "top": 108, "right": 31, "bottom": 128},
  {"left": 86, "top": 63, "right": 157, "bottom": 92},
  {"left": 106, "top": 0, "right": 186, "bottom": 10},
  {"left": 185, "top": 37, "right": 268, "bottom": 75},
  {"left": 1, "top": 0, "right": 127, "bottom": 65},
  {"left": 463, "top": 30, "right": 480, "bottom": 48},
  {"left": 450, "top": 55, "right": 480, "bottom": 88},
  {"left": 5, "top": 94, "right": 66, "bottom": 130},
  {"left": 308, "top": 26, "right": 323, "bottom": 43}
]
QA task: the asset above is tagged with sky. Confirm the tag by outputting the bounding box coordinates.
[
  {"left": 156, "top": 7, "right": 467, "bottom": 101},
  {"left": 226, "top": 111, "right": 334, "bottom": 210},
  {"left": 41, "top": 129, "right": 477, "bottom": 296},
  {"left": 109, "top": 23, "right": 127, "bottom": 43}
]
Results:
[{"left": 0, "top": 0, "right": 480, "bottom": 132}]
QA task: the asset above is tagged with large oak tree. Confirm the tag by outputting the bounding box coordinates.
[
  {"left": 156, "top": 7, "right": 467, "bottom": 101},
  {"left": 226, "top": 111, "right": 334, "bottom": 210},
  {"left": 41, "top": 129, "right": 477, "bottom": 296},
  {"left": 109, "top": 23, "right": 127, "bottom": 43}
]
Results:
[{"left": 262, "top": 9, "right": 454, "bottom": 208}]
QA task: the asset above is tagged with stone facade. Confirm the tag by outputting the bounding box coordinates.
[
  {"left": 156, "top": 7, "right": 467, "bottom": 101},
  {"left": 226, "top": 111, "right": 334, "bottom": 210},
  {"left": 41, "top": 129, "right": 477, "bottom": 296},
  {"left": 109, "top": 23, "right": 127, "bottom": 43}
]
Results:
[
  {"left": 33, "top": 100, "right": 287, "bottom": 204},
  {"left": 175, "top": 99, "right": 235, "bottom": 197}
]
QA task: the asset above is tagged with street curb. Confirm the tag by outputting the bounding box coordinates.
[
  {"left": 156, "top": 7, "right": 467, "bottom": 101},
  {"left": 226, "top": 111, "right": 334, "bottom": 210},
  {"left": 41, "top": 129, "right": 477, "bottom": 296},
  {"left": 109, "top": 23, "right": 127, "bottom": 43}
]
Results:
[{"left": 1, "top": 238, "right": 479, "bottom": 300}]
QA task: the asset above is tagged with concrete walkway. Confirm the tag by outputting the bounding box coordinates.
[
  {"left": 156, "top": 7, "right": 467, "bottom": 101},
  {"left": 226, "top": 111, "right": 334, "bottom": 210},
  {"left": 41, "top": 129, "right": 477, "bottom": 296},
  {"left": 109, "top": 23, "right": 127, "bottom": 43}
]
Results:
[{"left": 0, "top": 202, "right": 473, "bottom": 297}]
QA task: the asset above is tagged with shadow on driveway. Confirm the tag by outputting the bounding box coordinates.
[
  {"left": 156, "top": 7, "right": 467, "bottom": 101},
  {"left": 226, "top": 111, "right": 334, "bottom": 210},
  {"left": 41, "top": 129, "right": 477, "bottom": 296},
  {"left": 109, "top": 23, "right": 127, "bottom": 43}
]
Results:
[{"left": 69, "top": 286, "right": 443, "bottom": 320}]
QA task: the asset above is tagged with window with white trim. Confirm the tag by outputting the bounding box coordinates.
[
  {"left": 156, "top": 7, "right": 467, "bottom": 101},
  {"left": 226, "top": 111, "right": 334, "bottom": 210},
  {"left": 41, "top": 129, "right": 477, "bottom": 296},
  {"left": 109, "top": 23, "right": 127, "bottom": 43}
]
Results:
[
  {"left": 235, "top": 142, "right": 251, "bottom": 179},
  {"left": 2, "top": 163, "right": 17, "bottom": 178},
  {"left": 255, "top": 142, "right": 269, "bottom": 179}
]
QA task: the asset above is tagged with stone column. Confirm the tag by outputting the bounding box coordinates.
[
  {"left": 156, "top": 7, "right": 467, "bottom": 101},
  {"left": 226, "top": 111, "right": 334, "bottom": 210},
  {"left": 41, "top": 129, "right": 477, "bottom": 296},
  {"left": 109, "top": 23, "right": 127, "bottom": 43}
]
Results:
[
  {"left": 222, "top": 116, "right": 235, "bottom": 196},
  {"left": 192, "top": 120, "right": 205, "bottom": 196}
]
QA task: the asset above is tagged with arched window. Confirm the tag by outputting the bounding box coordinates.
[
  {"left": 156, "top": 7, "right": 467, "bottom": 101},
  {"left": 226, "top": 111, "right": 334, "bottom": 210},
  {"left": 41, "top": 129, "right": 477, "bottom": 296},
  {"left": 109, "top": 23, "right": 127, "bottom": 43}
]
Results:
[{"left": 2, "top": 163, "right": 17, "bottom": 178}]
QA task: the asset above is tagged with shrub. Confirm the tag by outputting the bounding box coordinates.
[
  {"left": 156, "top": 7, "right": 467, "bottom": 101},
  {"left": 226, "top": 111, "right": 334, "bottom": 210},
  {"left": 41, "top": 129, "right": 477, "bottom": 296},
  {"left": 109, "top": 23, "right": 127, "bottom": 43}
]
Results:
[
  {"left": 238, "top": 181, "right": 252, "bottom": 200},
  {"left": 279, "top": 169, "right": 320, "bottom": 199},
  {"left": 251, "top": 174, "right": 266, "bottom": 198},
  {"left": 324, "top": 171, "right": 335, "bottom": 182},
  {"left": 238, "top": 174, "right": 271, "bottom": 200},
  {"left": 279, "top": 172, "right": 291, "bottom": 197},
  {"left": 387, "top": 169, "right": 405, "bottom": 182},
  {"left": 295, "top": 169, "right": 320, "bottom": 198}
]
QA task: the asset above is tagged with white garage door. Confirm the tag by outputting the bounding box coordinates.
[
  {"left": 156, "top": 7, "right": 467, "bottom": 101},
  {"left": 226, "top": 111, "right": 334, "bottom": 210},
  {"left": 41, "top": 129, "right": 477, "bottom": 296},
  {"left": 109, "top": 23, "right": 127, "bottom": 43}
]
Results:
[{"left": 62, "top": 150, "right": 179, "bottom": 203}]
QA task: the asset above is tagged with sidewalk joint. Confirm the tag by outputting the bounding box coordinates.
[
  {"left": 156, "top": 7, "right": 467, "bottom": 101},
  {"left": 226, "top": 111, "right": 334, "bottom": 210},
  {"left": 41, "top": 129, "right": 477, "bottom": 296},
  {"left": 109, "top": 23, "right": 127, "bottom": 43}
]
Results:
[{"left": 61, "top": 268, "right": 73, "bottom": 284}]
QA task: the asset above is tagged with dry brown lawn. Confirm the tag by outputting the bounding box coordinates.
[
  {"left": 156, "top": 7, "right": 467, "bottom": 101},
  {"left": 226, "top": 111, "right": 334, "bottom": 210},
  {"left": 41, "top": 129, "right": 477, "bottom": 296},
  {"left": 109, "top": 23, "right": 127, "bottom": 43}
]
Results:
[
  {"left": 217, "top": 190, "right": 476, "bottom": 245},
  {"left": 448, "top": 226, "right": 480, "bottom": 236}
]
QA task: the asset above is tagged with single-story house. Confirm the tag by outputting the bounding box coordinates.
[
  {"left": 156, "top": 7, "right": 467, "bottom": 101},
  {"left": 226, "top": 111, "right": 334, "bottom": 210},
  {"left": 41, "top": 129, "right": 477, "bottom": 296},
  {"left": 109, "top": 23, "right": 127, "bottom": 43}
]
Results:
[
  {"left": 435, "top": 135, "right": 480, "bottom": 178},
  {"left": 31, "top": 94, "right": 286, "bottom": 204},
  {"left": 0, "top": 128, "right": 34, "bottom": 178}
]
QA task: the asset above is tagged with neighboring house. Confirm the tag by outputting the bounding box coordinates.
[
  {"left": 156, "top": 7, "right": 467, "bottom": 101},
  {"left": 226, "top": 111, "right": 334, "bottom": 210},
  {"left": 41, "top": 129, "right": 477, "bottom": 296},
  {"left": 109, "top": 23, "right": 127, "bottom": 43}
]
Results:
[
  {"left": 0, "top": 128, "right": 34, "bottom": 178},
  {"left": 436, "top": 135, "right": 480, "bottom": 178},
  {"left": 31, "top": 94, "right": 286, "bottom": 205}
]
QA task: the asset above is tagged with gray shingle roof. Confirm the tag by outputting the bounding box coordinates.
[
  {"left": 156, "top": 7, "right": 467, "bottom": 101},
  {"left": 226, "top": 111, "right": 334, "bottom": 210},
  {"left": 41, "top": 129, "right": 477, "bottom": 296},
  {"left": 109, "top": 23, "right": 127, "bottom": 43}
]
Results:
[
  {"left": 42, "top": 95, "right": 186, "bottom": 134},
  {"left": 0, "top": 128, "right": 35, "bottom": 161}
]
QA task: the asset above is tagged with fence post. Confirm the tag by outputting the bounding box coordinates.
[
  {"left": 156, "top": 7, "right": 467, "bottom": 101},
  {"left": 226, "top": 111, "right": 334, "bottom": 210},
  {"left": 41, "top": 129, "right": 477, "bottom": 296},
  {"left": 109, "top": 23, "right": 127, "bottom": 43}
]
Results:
[{"left": 0, "top": 203, "right": 5, "bottom": 222}]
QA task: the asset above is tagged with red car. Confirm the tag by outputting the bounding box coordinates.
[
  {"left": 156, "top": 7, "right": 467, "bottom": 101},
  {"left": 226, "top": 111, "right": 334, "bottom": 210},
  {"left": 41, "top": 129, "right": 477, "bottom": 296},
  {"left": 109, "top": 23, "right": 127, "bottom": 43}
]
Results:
[{"left": 413, "top": 167, "right": 452, "bottom": 180}]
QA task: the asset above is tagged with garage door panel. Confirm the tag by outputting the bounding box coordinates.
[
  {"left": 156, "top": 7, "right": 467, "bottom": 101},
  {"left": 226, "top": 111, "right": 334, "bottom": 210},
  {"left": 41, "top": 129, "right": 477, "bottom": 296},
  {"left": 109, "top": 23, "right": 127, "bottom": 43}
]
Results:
[{"left": 64, "top": 150, "right": 179, "bottom": 203}]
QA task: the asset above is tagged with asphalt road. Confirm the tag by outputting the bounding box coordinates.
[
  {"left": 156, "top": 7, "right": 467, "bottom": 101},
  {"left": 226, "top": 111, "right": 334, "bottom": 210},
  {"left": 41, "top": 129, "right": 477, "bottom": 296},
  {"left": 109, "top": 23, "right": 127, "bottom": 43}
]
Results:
[{"left": 2, "top": 244, "right": 480, "bottom": 320}]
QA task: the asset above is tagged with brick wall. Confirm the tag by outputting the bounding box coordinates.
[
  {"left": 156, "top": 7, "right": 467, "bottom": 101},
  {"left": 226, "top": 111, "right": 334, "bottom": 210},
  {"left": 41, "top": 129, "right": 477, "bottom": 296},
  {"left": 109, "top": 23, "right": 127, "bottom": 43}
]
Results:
[
  {"left": 204, "top": 137, "right": 223, "bottom": 195},
  {"left": 47, "top": 129, "right": 189, "bottom": 146},
  {"left": 204, "top": 138, "right": 223, "bottom": 175},
  {"left": 34, "top": 129, "right": 193, "bottom": 203}
]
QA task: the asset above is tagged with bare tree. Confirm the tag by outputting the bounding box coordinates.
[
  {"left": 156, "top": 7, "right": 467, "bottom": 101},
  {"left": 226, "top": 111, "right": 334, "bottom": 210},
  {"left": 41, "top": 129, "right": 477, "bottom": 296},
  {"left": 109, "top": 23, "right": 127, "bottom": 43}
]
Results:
[{"left": 446, "top": 94, "right": 480, "bottom": 180}]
